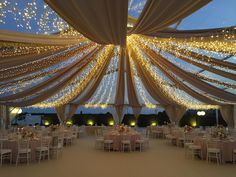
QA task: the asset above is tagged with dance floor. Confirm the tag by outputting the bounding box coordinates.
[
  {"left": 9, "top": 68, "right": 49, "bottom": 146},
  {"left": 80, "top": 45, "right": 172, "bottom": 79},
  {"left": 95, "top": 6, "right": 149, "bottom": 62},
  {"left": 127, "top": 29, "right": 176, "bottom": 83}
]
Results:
[{"left": 0, "top": 137, "right": 236, "bottom": 177}]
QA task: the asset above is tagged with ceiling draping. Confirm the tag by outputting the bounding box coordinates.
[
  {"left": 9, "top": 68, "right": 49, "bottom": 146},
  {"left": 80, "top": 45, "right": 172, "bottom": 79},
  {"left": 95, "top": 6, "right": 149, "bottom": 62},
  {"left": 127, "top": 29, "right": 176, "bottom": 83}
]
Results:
[
  {"left": 45, "top": 0, "right": 128, "bottom": 46},
  {"left": 0, "top": 0, "right": 236, "bottom": 123},
  {"left": 129, "top": 0, "right": 211, "bottom": 35}
]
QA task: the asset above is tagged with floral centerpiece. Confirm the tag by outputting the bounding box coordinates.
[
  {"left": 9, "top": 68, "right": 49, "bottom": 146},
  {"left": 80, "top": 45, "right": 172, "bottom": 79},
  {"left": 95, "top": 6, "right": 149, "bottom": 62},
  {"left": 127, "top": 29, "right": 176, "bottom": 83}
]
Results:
[
  {"left": 50, "top": 124, "right": 59, "bottom": 131},
  {"left": 184, "top": 125, "right": 193, "bottom": 133},
  {"left": 211, "top": 125, "right": 227, "bottom": 139},
  {"left": 18, "top": 128, "right": 36, "bottom": 139},
  {"left": 116, "top": 124, "right": 129, "bottom": 133}
]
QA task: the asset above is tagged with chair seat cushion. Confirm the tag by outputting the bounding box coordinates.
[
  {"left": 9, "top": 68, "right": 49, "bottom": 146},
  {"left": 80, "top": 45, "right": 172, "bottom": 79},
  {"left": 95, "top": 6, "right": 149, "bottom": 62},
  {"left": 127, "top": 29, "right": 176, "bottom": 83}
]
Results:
[
  {"left": 121, "top": 140, "right": 131, "bottom": 144},
  {"left": 36, "top": 147, "right": 49, "bottom": 151},
  {"left": 104, "top": 140, "right": 113, "bottom": 144},
  {"left": 207, "top": 148, "right": 220, "bottom": 153},
  {"left": 233, "top": 149, "right": 236, "bottom": 153},
  {"left": 136, "top": 139, "right": 145, "bottom": 144},
  {"left": 18, "top": 149, "right": 31, "bottom": 153},
  {"left": 189, "top": 145, "right": 201, "bottom": 150},
  {"left": 0, "top": 149, "right": 12, "bottom": 154}
]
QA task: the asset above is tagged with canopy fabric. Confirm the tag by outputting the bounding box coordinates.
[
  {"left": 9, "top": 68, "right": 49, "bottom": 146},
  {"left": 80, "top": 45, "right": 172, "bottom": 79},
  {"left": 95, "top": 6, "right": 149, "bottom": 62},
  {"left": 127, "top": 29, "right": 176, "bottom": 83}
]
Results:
[
  {"left": 0, "top": 0, "right": 235, "bottom": 126},
  {"left": 0, "top": 30, "right": 83, "bottom": 45},
  {"left": 220, "top": 105, "right": 235, "bottom": 128},
  {"left": 129, "top": 0, "right": 211, "bottom": 35},
  {"left": 55, "top": 105, "right": 67, "bottom": 122},
  {"left": 45, "top": 0, "right": 128, "bottom": 46},
  {"left": 165, "top": 105, "right": 186, "bottom": 123}
]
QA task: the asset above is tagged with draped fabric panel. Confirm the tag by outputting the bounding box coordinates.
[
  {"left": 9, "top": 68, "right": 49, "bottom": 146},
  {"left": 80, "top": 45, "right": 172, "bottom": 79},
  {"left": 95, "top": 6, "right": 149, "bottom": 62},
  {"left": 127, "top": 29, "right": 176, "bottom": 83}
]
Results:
[
  {"left": 72, "top": 47, "right": 114, "bottom": 104},
  {"left": 167, "top": 50, "right": 236, "bottom": 81},
  {"left": 130, "top": 50, "right": 173, "bottom": 106},
  {"left": 114, "top": 48, "right": 126, "bottom": 121},
  {"left": 220, "top": 105, "right": 235, "bottom": 128},
  {"left": 0, "top": 47, "right": 102, "bottom": 107},
  {"left": 0, "top": 48, "right": 67, "bottom": 69},
  {"left": 142, "top": 46, "right": 236, "bottom": 102},
  {"left": 55, "top": 105, "right": 67, "bottom": 122},
  {"left": 115, "top": 106, "right": 125, "bottom": 124},
  {"left": 46, "top": 0, "right": 128, "bottom": 46},
  {"left": 165, "top": 105, "right": 186, "bottom": 123},
  {"left": 130, "top": 0, "right": 211, "bottom": 35},
  {"left": 0, "top": 47, "right": 98, "bottom": 101},
  {"left": 126, "top": 48, "right": 142, "bottom": 118},
  {"left": 0, "top": 30, "right": 83, "bottom": 45},
  {"left": 0, "top": 46, "right": 85, "bottom": 82},
  {"left": 155, "top": 26, "right": 236, "bottom": 39},
  {"left": 67, "top": 104, "right": 79, "bottom": 120},
  {"left": 144, "top": 48, "right": 221, "bottom": 105},
  {"left": 174, "top": 49, "right": 236, "bottom": 71}
]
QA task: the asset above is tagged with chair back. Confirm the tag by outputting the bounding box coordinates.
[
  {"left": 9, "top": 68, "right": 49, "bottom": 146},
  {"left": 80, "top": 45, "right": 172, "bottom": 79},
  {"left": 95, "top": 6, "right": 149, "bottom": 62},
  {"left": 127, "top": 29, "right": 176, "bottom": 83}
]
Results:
[
  {"left": 207, "top": 140, "right": 220, "bottom": 149},
  {"left": 18, "top": 139, "right": 30, "bottom": 150},
  {"left": 41, "top": 137, "right": 51, "bottom": 148}
]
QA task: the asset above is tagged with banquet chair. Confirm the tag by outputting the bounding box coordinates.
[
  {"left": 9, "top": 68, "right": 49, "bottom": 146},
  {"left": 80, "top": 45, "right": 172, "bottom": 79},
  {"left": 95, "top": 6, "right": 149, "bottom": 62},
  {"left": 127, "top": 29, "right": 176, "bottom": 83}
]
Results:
[
  {"left": 184, "top": 134, "right": 194, "bottom": 157},
  {"left": 64, "top": 131, "right": 73, "bottom": 146},
  {"left": 135, "top": 139, "right": 145, "bottom": 152},
  {"left": 206, "top": 140, "right": 221, "bottom": 165},
  {"left": 95, "top": 129, "right": 103, "bottom": 137},
  {"left": 233, "top": 149, "right": 236, "bottom": 164},
  {"left": 103, "top": 139, "right": 113, "bottom": 152},
  {"left": 50, "top": 135, "right": 64, "bottom": 159},
  {"left": 0, "top": 139, "right": 12, "bottom": 166},
  {"left": 95, "top": 137, "right": 104, "bottom": 150},
  {"left": 36, "top": 137, "right": 51, "bottom": 163},
  {"left": 188, "top": 144, "right": 203, "bottom": 160},
  {"left": 121, "top": 136, "right": 131, "bottom": 152},
  {"left": 16, "top": 139, "right": 31, "bottom": 166}
]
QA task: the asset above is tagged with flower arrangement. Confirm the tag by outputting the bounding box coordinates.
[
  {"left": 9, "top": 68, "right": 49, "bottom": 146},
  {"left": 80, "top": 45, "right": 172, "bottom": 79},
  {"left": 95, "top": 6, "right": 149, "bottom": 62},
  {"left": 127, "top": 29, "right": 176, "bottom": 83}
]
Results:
[
  {"left": 50, "top": 124, "right": 59, "bottom": 131},
  {"left": 116, "top": 124, "right": 129, "bottom": 133},
  {"left": 211, "top": 125, "right": 227, "bottom": 139},
  {"left": 18, "top": 128, "right": 35, "bottom": 139},
  {"left": 184, "top": 125, "right": 193, "bottom": 133}
]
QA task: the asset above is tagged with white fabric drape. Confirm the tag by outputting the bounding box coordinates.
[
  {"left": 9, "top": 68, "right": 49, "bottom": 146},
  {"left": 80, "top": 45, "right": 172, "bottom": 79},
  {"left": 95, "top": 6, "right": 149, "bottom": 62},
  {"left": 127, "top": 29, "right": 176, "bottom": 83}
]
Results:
[
  {"left": 67, "top": 104, "right": 79, "bottom": 120},
  {"left": 55, "top": 105, "right": 67, "bottom": 122},
  {"left": 46, "top": 0, "right": 128, "bottom": 46},
  {"left": 220, "top": 105, "right": 234, "bottom": 128},
  {"left": 0, "top": 30, "right": 82, "bottom": 45},
  {"left": 165, "top": 105, "right": 186, "bottom": 123},
  {"left": 130, "top": 0, "right": 211, "bottom": 35}
]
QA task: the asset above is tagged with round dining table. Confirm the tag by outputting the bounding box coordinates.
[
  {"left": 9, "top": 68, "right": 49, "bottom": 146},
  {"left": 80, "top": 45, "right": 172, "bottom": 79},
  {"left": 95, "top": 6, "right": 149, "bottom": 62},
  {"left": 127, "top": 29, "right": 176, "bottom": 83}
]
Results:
[
  {"left": 193, "top": 137, "right": 236, "bottom": 163},
  {"left": 104, "top": 131, "right": 141, "bottom": 151}
]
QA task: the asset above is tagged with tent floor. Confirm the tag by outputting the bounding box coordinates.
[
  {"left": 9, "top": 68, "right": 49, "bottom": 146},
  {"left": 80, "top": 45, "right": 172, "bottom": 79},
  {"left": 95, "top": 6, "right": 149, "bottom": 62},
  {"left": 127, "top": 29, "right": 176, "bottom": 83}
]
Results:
[{"left": 1, "top": 137, "right": 235, "bottom": 177}]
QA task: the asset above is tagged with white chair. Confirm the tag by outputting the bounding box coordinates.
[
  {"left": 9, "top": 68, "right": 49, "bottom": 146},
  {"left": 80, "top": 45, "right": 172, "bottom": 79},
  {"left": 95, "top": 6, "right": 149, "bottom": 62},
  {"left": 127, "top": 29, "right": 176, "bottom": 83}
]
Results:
[
  {"left": 36, "top": 137, "right": 51, "bottom": 163},
  {"left": 95, "top": 137, "right": 104, "bottom": 150},
  {"left": 16, "top": 139, "right": 31, "bottom": 166},
  {"left": 183, "top": 134, "right": 194, "bottom": 157},
  {"left": 121, "top": 136, "right": 131, "bottom": 152},
  {"left": 95, "top": 129, "right": 103, "bottom": 137},
  {"left": 103, "top": 140, "right": 113, "bottom": 152},
  {"left": 135, "top": 139, "right": 145, "bottom": 152},
  {"left": 64, "top": 131, "right": 73, "bottom": 146},
  {"left": 188, "top": 144, "right": 203, "bottom": 160},
  {"left": 0, "top": 139, "right": 12, "bottom": 166},
  {"left": 50, "top": 135, "right": 64, "bottom": 159},
  {"left": 206, "top": 140, "right": 221, "bottom": 165}
]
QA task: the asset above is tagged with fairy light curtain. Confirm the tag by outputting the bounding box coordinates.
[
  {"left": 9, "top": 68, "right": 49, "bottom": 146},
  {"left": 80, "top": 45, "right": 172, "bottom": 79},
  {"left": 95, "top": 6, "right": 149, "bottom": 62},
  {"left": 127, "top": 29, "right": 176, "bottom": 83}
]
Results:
[{"left": 0, "top": 0, "right": 236, "bottom": 124}]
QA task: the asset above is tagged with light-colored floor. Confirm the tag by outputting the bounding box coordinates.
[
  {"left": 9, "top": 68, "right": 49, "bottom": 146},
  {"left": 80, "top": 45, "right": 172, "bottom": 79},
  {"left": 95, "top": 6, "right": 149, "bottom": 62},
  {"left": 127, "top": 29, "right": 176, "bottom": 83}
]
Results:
[{"left": 1, "top": 137, "right": 236, "bottom": 177}]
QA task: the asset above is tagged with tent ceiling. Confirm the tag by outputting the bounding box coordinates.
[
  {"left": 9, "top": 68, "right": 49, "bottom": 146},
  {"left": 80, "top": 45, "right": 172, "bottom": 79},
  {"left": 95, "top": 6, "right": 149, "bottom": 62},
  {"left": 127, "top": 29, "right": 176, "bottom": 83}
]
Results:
[{"left": 0, "top": 0, "right": 235, "bottom": 112}]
